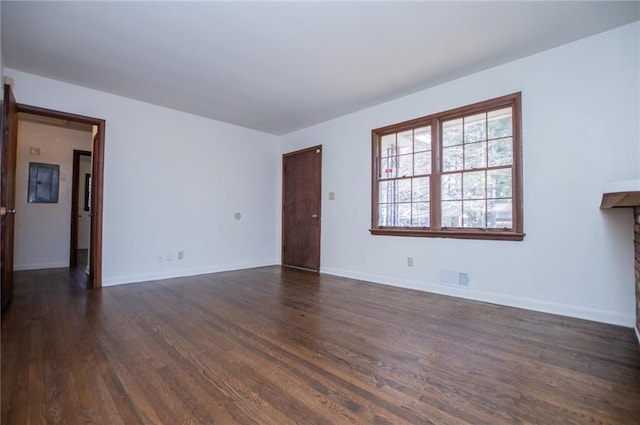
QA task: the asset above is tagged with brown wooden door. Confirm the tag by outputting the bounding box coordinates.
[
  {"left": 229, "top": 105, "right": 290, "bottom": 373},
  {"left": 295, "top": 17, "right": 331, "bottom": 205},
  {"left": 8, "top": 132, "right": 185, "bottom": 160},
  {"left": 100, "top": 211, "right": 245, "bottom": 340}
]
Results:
[
  {"left": 1, "top": 84, "right": 18, "bottom": 312},
  {"left": 282, "top": 145, "right": 322, "bottom": 271}
]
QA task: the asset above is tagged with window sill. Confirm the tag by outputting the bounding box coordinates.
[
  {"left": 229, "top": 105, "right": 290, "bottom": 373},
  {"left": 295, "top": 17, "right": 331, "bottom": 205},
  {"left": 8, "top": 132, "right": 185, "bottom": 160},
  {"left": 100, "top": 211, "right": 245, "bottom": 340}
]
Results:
[{"left": 369, "top": 228, "right": 525, "bottom": 241}]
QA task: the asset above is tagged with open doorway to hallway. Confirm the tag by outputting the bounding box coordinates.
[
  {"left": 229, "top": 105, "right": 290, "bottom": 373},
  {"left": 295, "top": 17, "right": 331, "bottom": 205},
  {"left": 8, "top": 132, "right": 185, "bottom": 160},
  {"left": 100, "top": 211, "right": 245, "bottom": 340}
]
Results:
[
  {"left": 2, "top": 84, "right": 106, "bottom": 311},
  {"left": 70, "top": 149, "right": 92, "bottom": 273},
  {"left": 13, "top": 113, "right": 93, "bottom": 275}
]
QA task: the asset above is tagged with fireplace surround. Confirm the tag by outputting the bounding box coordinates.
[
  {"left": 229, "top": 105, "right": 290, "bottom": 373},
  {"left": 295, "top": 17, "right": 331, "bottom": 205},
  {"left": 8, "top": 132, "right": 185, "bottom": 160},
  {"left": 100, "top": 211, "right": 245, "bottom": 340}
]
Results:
[{"left": 601, "top": 180, "right": 640, "bottom": 342}]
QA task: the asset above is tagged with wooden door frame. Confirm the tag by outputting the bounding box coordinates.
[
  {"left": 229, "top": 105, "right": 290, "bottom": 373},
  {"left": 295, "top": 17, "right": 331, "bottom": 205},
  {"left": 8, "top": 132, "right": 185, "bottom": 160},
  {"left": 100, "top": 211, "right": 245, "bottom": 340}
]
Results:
[
  {"left": 1, "top": 84, "right": 18, "bottom": 312},
  {"left": 281, "top": 145, "right": 322, "bottom": 271},
  {"left": 70, "top": 149, "right": 92, "bottom": 268},
  {"left": 17, "top": 104, "right": 105, "bottom": 288}
]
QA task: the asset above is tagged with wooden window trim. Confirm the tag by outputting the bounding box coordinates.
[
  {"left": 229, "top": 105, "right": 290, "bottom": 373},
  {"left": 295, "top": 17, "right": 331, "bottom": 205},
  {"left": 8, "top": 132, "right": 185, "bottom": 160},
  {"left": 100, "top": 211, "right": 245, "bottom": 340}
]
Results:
[
  {"left": 370, "top": 92, "right": 524, "bottom": 241},
  {"left": 370, "top": 229, "right": 525, "bottom": 241}
]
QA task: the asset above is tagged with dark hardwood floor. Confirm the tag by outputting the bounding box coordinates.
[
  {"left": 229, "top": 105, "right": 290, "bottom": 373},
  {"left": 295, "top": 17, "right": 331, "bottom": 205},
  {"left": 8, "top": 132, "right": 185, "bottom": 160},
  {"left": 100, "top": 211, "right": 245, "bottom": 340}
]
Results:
[{"left": 2, "top": 266, "right": 639, "bottom": 424}]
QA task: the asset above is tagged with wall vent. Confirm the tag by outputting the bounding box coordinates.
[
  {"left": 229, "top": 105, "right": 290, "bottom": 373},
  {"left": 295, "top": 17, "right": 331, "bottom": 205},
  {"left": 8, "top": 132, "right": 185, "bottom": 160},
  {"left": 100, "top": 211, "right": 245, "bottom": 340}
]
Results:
[{"left": 439, "top": 269, "right": 470, "bottom": 288}]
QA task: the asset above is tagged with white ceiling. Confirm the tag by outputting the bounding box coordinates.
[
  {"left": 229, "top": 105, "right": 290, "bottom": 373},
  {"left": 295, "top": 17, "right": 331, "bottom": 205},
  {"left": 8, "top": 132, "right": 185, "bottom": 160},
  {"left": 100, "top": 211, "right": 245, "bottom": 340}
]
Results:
[{"left": 2, "top": 1, "right": 639, "bottom": 135}]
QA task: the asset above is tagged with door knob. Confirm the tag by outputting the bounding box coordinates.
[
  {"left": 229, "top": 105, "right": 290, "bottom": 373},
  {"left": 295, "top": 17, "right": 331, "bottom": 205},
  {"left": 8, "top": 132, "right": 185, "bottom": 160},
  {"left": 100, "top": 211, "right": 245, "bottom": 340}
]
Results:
[
  {"left": 312, "top": 213, "right": 319, "bottom": 220},
  {"left": 7, "top": 209, "right": 16, "bottom": 215}
]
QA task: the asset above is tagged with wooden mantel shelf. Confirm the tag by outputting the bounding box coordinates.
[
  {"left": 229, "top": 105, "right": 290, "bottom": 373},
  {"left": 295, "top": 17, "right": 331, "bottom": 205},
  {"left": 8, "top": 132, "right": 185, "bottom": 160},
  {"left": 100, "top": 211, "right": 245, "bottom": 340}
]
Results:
[{"left": 601, "top": 180, "right": 640, "bottom": 209}]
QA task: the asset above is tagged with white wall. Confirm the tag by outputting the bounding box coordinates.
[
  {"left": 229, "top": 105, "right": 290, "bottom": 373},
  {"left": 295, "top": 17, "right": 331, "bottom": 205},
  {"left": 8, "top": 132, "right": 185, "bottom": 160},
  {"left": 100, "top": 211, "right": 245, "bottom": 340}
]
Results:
[
  {"left": 281, "top": 22, "right": 640, "bottom": 327},
  {"left": 14, "top": 120, "right": 92, "bottom": 270},
  {"left": 5, "top": 69, "right": 281, "bottom": 285}
]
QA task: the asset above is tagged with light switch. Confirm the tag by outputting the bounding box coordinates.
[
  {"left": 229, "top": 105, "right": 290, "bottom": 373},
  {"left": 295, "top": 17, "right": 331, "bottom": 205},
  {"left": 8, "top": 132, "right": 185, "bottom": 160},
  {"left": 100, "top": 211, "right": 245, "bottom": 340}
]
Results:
[
  {"left": 329, "top": 192, "right": 335, "bottom": 200},
  {"left": 29, "top": 147, "right": 41, "bottom": 156}
]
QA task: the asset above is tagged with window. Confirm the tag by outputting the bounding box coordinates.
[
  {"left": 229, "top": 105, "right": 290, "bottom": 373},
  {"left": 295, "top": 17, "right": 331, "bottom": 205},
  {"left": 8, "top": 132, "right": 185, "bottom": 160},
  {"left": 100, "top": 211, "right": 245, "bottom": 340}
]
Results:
[{"left": 371, "top": 92, "right": 523, "bottom": 241}]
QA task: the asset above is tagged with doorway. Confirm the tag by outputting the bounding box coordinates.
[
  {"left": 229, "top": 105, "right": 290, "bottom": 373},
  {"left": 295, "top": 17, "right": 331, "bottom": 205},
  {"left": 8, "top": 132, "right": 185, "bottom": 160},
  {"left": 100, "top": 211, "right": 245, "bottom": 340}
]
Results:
[
  {"left": 281, "top": 145, "right": 322, "bottom": 271},
  {"left": 70, "top": 149, "right": 92, "bottom": 270},
  {"left": 16, "top": 104, "right": 105, "bottom": 286},
  {"left": 1, "top": 83, "right": 105, "bottom": 312}
]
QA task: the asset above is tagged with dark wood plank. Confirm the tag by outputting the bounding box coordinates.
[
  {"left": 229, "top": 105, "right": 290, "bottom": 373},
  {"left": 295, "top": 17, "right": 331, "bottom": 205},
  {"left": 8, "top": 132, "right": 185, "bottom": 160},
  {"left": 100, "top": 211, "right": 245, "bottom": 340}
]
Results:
[{"left": 2, "top": 266, "right": 640, "bottom": 424}]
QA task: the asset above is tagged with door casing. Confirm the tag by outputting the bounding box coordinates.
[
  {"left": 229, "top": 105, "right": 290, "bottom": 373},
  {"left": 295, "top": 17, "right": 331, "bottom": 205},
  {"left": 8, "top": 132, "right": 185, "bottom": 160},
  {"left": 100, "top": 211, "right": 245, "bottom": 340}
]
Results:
[{"left": 12, "top": 103, "right": 105, "bottom": 288}]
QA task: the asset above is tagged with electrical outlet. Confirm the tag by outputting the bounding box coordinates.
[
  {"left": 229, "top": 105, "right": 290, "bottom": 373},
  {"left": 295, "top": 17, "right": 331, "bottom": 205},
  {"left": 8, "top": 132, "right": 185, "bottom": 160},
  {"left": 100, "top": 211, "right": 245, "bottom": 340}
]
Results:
[
  {"left": 407, "top": 256, "right": 413, "bottom": 267},
  {"left": 158, "top": 254, "right": 164, "bottom": 263},
  {"left": 166, "top": 252, "right": 173, "bottom": 262},
  {"left": 177, "top": 251, "right": 184, "bottom": 260}
]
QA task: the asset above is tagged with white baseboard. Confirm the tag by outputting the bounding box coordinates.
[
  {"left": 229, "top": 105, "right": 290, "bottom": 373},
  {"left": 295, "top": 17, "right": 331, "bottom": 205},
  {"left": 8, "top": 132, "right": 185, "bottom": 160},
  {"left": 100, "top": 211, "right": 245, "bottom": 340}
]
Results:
[
  {"left": 321, "top": 266, "right": 634, "bottom": 328},
  {"left": 97, "top": 262, "right": 638, "bottom": 330},
  {"left": 102, "top": 260, "right": 279, "bottom": 287},
  {"left": 15, "top": 261, "right": 69, "bottom": 271}
]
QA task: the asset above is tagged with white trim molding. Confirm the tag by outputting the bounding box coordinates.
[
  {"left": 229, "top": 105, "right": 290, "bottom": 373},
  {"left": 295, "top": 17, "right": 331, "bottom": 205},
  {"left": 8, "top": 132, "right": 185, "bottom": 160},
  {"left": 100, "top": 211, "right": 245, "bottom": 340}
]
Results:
[
  {"left": 321, "top": 267, "right": 634, "bottom": 328},
  {"left": 102, "top": 261, "right": 278, "bottom": 287}
]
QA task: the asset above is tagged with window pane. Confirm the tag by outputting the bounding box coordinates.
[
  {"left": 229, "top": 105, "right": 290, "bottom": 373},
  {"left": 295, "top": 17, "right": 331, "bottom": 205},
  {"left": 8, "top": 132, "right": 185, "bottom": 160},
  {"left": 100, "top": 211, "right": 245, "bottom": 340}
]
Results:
[
  {"left": 380, "top": 134, "right": 396, "bottom": 158},
  {"left": 463, "top": 171, "right": 485, "bottom": 200},
  {"left": 488, "top": 137, "right": 512, "bottom": 167},
  {"left": 398, "top": 203, "right": 411, "bottom": 227},
  {"left": 380, "top": 156, "right": 397, "bottom": 179},
  {"left": 397, "top": 179, "right": 411, "bottom": 202},
  {"left": 414, "top": 151, "right": 431, "bottom": 175},
  {"left": 488, "top": 108, "right": 512, "bottom": 139},
  {"left": 464, "top": 113, "right": 486, "bottom": 143},
  {"left": 414, "top": 126, "right": 431, "bottom": 152},
  {"left": 487, "top": 199, "right": 512, "bottom": 229},
  {"left": 443, "top": 118, "right": 462, "bottom": 147},
  {"left": 463, "top": 200, "right": 486, "bottom": 228},
  {"left": 379, "top": 203, "right": 396, "bottom": 227},
  {"left": 464, "top": 142, "right": 486, "bottom": 170},
  {"left": 397, "top": 154, "right": 413, "bottom": 178},
  {"left": 487, "top": 168, "right": 512, "bottom": 198},
  {"left": 441, "top": 173, "right": 462, "bottom": 200},
  {"left": 442, "top": 145, "right": 463, "bottom": 172},
  {"left": 378, "top": 180, "right": 396, "bottom": 203},
  {"left": 442, "top": 201, "right": 462, "bottom": 227},
  {"left": 412, "top": 177, "right": 429, "bottom": 202},
  {"left": 397, "top": 130, "right": 413, "bottom": 155},
  {"left": 412, "top": 202, "right": 430, "bottom": 227}
]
